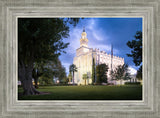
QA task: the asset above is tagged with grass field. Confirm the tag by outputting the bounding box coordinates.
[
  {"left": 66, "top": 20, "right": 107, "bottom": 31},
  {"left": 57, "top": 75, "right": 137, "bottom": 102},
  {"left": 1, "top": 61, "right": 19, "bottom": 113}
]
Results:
[{"left": 18, "top": 85, "right": 142, "bottom": 100}]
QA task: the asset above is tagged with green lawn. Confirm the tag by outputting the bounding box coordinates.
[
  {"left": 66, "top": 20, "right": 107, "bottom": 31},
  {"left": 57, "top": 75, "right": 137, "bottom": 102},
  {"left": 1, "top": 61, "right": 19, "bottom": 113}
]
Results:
[{"left": 18, "top": 85, "right": 142, "bottom": 100}]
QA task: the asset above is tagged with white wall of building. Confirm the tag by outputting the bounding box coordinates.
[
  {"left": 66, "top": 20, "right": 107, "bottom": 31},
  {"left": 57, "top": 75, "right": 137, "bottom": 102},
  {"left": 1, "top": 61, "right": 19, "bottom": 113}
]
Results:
[{"left": 73, "top": 29, "right": 124, "bottom": 85}]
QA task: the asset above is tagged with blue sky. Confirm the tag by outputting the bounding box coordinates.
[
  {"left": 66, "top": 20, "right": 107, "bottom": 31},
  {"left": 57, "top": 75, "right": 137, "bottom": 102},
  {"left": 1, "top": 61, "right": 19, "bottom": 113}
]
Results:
[{"left": 59, "top": 18, "right": 142, "bottom": 75}]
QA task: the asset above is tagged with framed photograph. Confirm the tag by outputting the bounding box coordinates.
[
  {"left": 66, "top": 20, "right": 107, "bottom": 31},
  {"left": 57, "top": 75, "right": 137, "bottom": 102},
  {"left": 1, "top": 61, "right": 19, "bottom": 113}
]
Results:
[
  {"left": 18, "top": 17, "right": 143, "bottom": 101},
  {"left": 0, "top": 0, "right": 159, "bottom": 118}
]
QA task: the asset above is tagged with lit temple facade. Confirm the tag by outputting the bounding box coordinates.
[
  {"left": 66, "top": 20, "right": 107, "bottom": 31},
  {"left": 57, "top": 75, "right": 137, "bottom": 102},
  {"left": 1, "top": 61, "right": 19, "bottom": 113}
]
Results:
[{"left": 73, "top": 28, "right": 124, "bottom": 85}]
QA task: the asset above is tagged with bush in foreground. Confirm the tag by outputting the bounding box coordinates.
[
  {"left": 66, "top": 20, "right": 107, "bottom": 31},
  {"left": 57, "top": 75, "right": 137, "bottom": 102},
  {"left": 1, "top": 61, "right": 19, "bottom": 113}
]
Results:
[{"left": 125, "top": 82, "right": 141, "bottom": 85}]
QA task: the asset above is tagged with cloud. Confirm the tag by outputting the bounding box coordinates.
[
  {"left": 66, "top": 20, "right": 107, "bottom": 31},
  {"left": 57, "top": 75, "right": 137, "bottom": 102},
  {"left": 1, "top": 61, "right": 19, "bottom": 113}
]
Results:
[
  {"left": 92, "top": 32, "right": 104, "bottom": 41},
  {"left": 128, "top": 66, "right": 137, "bottom": 75},
  {"left": 87, "top": 18, "right": 95, "bottom": 30},
  {"left": 86, "top": 19, "right": 109, "bottom": 41},
  {"left": 60, "top": 18, "right": 132, "bottom": 74},
  {"left": 64, "top": 28, "right": 81, "bottom": 55},
  {"left": 65, "top": 18, "right": 111, "bottom": 56}
]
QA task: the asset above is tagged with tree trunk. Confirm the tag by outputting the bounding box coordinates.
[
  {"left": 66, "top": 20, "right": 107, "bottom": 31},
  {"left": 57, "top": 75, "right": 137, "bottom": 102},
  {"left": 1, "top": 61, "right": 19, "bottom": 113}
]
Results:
[
  {"left": 24, "top": 67, "right": 40, "bottom": 95},
  {"left": 34, "top": 77, "right": 39, "bottom": 89},
  {"left": 18, "top": 61, "right": 40, "bottom": 95},
  {"left": 32, "top": 69, "right": 39, "bottom": 89},
  {"left": 85, "top": 79, "right": 86, "bottom": 85}
]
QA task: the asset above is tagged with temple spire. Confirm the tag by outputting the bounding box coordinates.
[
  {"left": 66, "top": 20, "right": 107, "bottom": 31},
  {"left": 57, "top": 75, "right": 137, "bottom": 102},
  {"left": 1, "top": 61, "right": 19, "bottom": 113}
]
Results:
[
  {"left": 80, "top": 27, "right": 88, "bottom": 47},
  {"left": 83, "top": 26, "right": 85, "bottom": 32}
]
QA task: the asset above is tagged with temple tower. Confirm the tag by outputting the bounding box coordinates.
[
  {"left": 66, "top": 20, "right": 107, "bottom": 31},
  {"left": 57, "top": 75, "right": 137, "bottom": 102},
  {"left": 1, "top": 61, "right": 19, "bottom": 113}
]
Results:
[{"left": 80, "top": 27, "right": 88, "bottom": 47}]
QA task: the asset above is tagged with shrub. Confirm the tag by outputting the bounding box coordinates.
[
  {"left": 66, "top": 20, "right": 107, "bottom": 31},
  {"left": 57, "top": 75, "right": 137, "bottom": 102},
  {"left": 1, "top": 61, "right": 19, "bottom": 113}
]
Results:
[
  {"left": 125, "top": 82, "right": 141, "bottom": 85},
  {"left": 107, "top": 83, "right": 114, "bottom": 85},
  {"left": 42, "top": 83, "right": 78, "bottom": 86}
]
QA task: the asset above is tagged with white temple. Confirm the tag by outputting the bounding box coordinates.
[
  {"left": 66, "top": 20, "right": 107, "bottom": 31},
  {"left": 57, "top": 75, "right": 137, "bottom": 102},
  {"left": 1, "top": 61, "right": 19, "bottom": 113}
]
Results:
[{"left": 73, "top": 28, "right": 124, "bottom": 85}]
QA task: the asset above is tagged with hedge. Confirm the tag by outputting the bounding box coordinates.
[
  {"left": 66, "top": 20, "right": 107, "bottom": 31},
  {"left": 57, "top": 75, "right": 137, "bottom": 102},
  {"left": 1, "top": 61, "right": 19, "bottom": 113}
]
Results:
[{"left": 125, "top": 82, "right": 141, "bottom": 85}]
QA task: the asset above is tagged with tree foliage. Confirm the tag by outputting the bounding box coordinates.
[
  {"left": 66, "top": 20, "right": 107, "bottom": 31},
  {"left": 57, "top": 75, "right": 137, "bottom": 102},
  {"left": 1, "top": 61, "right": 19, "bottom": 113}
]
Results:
[
  {"left": 58, "top": 67, "right": 67, "bottom": 84},
  {"left": 36, "top": 58, "right": 68, "bottom": 85},
  {"left": 82, "top": 73, "right": 89, "bottom": 85},
  {"left": 32, "top": 61, "right": 45, "bottom": 88},
  {"left": 68, "top": 72, "right": 72, "bottom": 82},
  {"left": 126, "top": 31, "right": 142, "bottom": 80},
  {"left": 126, "top": 31, "right": 142, "bottom": 66},
  {"left": 18, "top": 18, "right": 72, "bottom": 64},
  {"left": 34, "top": 60, "right": 58, "bottom": 85},
  {"left": 69, "top": 64, "right": 78, "bottom": 85},
  {"left": 113, "top": 64, "right": 129, "bottom": 85},
  {"left": 18, "top": 18, "right": 80, "bottom": 95},
  {"left": 96, "top": 64, "right": 109, "bottom": 84}
]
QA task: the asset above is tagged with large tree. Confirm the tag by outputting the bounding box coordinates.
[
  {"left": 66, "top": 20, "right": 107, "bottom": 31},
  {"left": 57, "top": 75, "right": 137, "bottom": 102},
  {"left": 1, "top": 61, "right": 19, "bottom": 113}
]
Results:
[
  {"left": 18, "top": 18, "right": 79, "bottom": 95},
  {"left": 38, "top": 59, "right": 65, "bottom": 85},
  {"left": 96, "top": 64, "right": 109, "bottom": 84},
  {"left": 127, "top": 31, "right": 142, "bottom": 79},
  {"left": 69, "top": 64, "right": 77, "bottom": 85},
  {"left": 58, "top": 67, "right": 67, "bottom": 84},
  {"left": 39, "top": 68, "right": 55, "bottom": 85},
  {"left": 113, "top": 64, "right": 129, "bottom": 85}
]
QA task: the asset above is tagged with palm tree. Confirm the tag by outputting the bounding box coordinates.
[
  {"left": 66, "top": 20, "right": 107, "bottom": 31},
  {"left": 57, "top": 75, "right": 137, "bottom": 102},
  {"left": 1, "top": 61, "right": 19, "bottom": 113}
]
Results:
[
  {"left": 82, "top": 74, "right": 89, "bottom": 85},
  {"left": 69, "top": 64, "right": 77, "bottom": 85}
]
